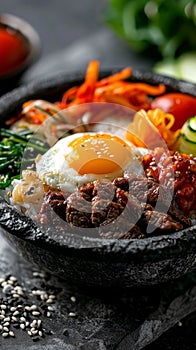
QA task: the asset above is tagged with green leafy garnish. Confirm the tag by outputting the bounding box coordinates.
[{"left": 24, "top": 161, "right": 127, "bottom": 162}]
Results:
[
  {"left": 0, "top": 128, "right": 48, "bottom": 189},
  {"left": 105, "top": 0, "right": 196, "bottom": 59}
]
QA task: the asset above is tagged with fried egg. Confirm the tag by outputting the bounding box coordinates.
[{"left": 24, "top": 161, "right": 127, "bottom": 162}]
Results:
[{"left": 36, "top": 132, "right": 144, "bottom": 192}]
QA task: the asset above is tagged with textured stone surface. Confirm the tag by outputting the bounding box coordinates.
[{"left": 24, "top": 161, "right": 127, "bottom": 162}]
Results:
[{"left": 0, "top": 235, "right": 195, "bottom": 349}]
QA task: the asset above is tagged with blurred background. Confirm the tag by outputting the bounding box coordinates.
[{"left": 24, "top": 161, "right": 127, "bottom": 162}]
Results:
[
  {"left": 1, "top": 0, "right": 130, "bottom": 82},
  {"left": 1, "top": 0, "right": 106, "bottom": 56},
  {"left": 1, "top": 0, "right": 195, "bottom": 83}
]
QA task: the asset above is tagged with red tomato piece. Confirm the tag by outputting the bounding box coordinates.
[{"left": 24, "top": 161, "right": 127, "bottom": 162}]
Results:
[{"left": 151, "top": 93, "right": 196, "bottom": 130}]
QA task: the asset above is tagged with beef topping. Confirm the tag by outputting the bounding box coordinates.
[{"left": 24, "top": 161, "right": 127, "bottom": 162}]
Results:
[{"left": 36, "top": 151, "right": 195, "bottom": 239}]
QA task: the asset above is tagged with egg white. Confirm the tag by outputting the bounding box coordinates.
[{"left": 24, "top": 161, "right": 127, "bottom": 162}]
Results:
[{"left": 36, "top": 132, "right": 144, "bottom": 192}]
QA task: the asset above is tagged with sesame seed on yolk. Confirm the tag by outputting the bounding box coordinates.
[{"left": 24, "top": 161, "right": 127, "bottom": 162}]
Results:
[{"left": 67, "top": 133, "right": 132, "bottom": 175}]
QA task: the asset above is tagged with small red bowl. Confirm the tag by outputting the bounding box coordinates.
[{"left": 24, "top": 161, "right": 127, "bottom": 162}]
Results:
[{"left": 0, "top": 13, "right": 41, "bottom": 94}]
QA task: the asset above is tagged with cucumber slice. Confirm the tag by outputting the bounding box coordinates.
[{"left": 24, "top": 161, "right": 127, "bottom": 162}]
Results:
[
  {"left": 188, "top": 116, "right": 196, "bottom": 133},
  {"left": 178, "top": 52, "right": 196, "bottom": 83},
  {"left": 153, "top": 59, "right": 181, "bottom": 79},
  {"left": 179, "top": 116, "right": 196, "bottom": 155},
  {"left": 153, "top": 52, "right": 196, "bottom": 83}
]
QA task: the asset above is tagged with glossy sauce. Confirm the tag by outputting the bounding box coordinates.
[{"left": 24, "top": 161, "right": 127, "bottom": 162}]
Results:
[
  {"left": 143, "top": 149, "right": 196, "bottom": 215},
  {"left": 0, "top": 27, "right": 28, "bottom": 76}
]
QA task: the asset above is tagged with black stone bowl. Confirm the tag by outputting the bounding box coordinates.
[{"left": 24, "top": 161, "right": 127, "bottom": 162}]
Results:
[{"left": 0, "top": 70, "right": 195, "bottom": 288}]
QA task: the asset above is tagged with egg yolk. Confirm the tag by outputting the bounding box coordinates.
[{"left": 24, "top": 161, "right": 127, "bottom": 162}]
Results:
[{"left": 66, "top": 133, "right": 132, "bottom": 175}]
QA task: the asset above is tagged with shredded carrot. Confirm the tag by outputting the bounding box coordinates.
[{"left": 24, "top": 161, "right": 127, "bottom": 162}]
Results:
[
  {"left": 96, "top": 67, "right": 132, "bottom": 87},
  {"left": 59, "top": 61, "right": 166, "bottom": 111},
  {"left": 62, "top": 86, "right": 79, "bottom": 105},
  {"left": 18, "top": 62, "right": 178, "bottom": 148},
  {"left": 76, "top": 60, "right": 99, "bottom": 101},
  {"left": 108, "top": 83, "right": 166, "bottom": 96},
  {"left": 94, "top": 81, "right": 129, "bottom": 96}
]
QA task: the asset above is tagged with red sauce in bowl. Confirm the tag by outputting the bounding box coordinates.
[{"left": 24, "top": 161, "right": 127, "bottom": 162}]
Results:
[{"left": 0, "top": 27, "right": 28, "bottom": 76}]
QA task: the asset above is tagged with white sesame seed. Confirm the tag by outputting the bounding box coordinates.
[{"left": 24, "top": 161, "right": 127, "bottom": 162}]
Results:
[
  {"left": 2, "top": 332, "right": 9, "bottom": 337},
  {"left": 47, "top": 306, "right": 54, "bottom": 311},
  {"left": 10, "top": 276, "right": 17, "bottom": 282},
  {"left": 0, "top": 278, "right": 5, "bottom": 284},
  {"left": 25, "top": 306, "right": 31, "bottom": 311},
  {"left": 11, "top": 316, "right": 18, "bottom": 322},
  {"left": 37, "top": 320, "right": 42, "bottom": 327},
  {"left": 0, "top": 315, "right": 5, "bottom": 320},
  {"left": 7, "top": 280, "right": 14, "bottom": 285},
  {"left": 13, "top": 311, "right": 19, "bottom": 316},
  {"left": 70, "top": 296, "right": 76, "bottom": 303},
  {"left": 68, "top": 312, "right": 76, "bottom": 317},
  {"left": 9, "top": 331, "right": 15, "bottom": 337},
  {"left": 20, "top": 324, "right": 25, "bottom": 330},
  {"left": 32, "top": 311, "right": 41, "bottom": 316},
  {"left": 32, "top": 272, "right": 39, "bottom": 277},
  {"left": 3, "top": 322, "right": 10, "bottom": 327},
  {"left": 30, "top": 321, "right": 37, "bottom": 327},
  {"left": 32, "top": 290, "right": 45, "bottom": 296},
  {"left": 48, "top": 295, "right": 55, "bottom": 299},
  {"left": 33, "top": 272, "right": 45, "bottom": 278},
  {"left": 10, "top": 307, "right": 16, "bottom": 312},
  {"left": 14, "top": 285, "right": 22, "bottom": 289},
  {"left": 1, "top": 282, "right": 7, "bottom": 287},
  {"left": 20, "top": 317, "right": 26, "bottom": 322},
  {"left": 39, "top": 331, "right": 43, "bottom": 337},
  {"left": 28, "top": 331, "right": 32, "bottom": 336},
  {"left": 30, "top": 305, "right": 38, "bottom": 311},
  {"left": 13, "top": 294, "right": 20, "bottom": 298},
  {"left": 3, "top": 327, "right": 9, "bottom": 332},
  {"left": 1, "top": 305, "right": 7, "bottom": 310},
  {"left": 17, "top": 290, "right": 24, "bottom": 296},
  {"left": 46, "top": 299, "right": 53, "bottom": 304},
  {"left": 31, "top": 290, "right": 39, "bottom": 296}
]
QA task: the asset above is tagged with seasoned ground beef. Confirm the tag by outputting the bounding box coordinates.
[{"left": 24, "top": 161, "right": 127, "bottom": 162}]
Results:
[{"left": 36, "top": 167, "right": 192, "bottom": 239}]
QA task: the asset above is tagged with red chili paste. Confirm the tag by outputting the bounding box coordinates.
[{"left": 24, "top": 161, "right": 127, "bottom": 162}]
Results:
[
  {"left": 0, "top": 27, "right": 28, "bottom": 76},
  {"left": 143, "top": 149, "right": 196, "bottom": 215}
]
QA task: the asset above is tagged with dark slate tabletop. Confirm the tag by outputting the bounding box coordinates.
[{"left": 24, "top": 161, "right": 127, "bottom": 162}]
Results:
[{"left": 0, "top": 1, "right": 196, "bottom": 349}]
